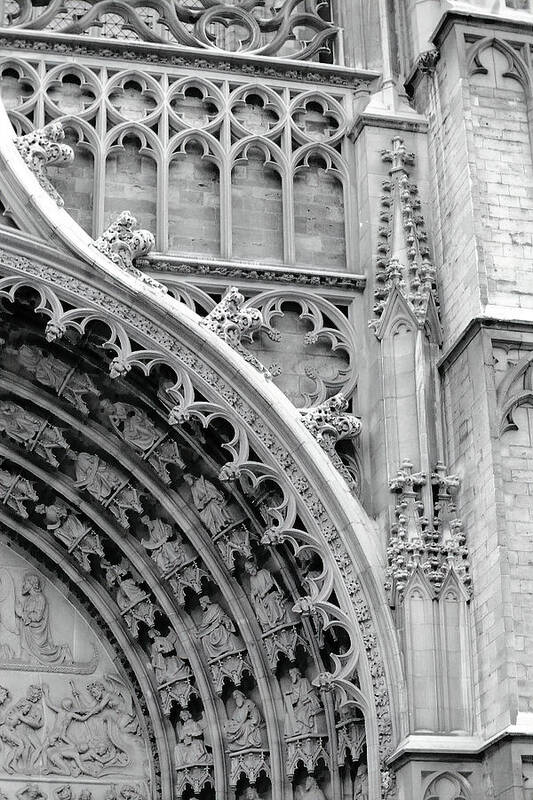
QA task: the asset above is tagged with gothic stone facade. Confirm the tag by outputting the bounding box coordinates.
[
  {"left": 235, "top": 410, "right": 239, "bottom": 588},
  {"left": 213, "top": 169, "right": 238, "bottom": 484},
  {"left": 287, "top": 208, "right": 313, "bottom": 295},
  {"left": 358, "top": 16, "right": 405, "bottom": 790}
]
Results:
[{"left": 0, "top": 1, "right": 531, "bottom": 799}]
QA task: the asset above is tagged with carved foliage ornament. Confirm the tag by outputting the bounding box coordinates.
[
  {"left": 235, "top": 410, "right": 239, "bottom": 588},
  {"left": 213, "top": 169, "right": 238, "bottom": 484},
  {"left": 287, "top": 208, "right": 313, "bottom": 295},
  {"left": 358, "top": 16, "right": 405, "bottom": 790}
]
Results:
[
  {"left": 4, "top": 0, "right": 338, "bottom": 62},
  {"left": 14, "top": 121, "right": 74, "bottom": 206}
]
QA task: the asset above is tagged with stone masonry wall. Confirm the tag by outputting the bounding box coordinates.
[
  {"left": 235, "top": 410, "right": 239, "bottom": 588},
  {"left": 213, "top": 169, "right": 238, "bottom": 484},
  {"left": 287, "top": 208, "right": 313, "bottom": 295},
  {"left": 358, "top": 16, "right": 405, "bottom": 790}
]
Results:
[
  {"left": 493, "top": 343, "right": 533, "bottom": 714},
  {"left": 426, "top": 37, "right": 484, "bottom": 347},
  {"left": 441, "top": 330, "right": 515, "bottom": 735},
  {"left": 468, "top": 46, "right": 533, "bottom": 309}
]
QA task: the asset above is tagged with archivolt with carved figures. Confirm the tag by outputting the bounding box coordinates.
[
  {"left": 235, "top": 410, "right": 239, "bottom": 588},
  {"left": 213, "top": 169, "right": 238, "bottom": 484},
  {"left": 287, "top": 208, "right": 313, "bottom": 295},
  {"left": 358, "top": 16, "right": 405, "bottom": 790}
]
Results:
[{"left": 0, "top": 241, "right": 400, "bottom": 800}]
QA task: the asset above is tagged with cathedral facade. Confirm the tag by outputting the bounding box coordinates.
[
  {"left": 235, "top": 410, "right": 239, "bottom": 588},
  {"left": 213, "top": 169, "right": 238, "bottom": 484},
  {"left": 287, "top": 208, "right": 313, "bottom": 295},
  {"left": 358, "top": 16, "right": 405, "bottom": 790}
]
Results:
[{"left": 0, "top": 1, "right": 531, "bottom": 799}]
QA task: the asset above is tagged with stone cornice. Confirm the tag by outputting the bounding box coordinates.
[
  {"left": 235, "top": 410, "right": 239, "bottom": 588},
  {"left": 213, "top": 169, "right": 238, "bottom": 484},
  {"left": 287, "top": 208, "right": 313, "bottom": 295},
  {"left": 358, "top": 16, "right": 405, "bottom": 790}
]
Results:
[
  {"left": 142, "top": 256, "right": 366, "bottom": 292},
  {"left": 0, "top": 28, "right": 380, "bottom": 89},
  {"left": 431, "top": 8, "right": 533, "bottom": 48}
]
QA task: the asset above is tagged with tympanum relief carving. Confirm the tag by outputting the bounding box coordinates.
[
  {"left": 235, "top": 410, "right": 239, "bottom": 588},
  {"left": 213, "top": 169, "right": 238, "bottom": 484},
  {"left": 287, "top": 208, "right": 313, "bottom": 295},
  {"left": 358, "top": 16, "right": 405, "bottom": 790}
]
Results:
[{"left": 0, "top": 544, "right": 151, "bottom": 800}]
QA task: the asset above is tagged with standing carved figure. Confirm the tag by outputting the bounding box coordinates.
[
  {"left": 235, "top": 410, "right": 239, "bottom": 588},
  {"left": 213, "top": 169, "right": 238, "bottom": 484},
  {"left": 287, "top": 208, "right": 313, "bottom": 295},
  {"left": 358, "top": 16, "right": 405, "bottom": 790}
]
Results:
[
  {"left": 244, "top": 560, "right": 289, "bottom": 630},
  {"left": 184, "top": 474, "right": 233, "bottom": 535},
  {"left": 174, "top": 710, "right": 210, "bottom": 767},
  {"left": 40, "top": 684, "right": 90, "bottom": 776},
  {"left": 285, "top": 668, "right": 322, "bottom": 736},
  {"left": 225, "top": 690, "right": 262, "bottom": 750},
  {"left": 353, "top": 764, "right": 368, "bottom": 800},
  {"left": 0, "top": 685, "right": 44, "bottom": 774},
  {"left": 16, "top": 573, "right": 72, "bottom": 664},
  {"left": 198, "top": 596, "right": 241, "bottom": 659}
]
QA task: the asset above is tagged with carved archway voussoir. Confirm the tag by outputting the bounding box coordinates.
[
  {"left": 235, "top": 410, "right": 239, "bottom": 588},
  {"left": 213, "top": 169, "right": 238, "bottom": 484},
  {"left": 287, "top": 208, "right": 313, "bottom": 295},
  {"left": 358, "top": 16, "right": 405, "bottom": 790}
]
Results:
[{"left": 0, "top": 240, "right": 401, "bottom": 798}]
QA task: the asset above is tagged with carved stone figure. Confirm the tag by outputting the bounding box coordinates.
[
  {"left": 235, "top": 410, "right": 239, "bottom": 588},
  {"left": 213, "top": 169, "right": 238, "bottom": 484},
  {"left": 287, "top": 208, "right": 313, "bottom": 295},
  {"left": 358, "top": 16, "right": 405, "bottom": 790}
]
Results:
[
  {"left": 148, "top": 630, "right": 191, "bottom": 685},
  {"left": 15, "top": 784, "right": 47, "bottom": 800},
  {"left": 78, "top": 792, "right": 93, "bottom": 800},
  {"left": 103, "top": 563, "right": 155, "bottom": 635},
  {"left": 245, "top": 560, "right": 289, "bottom": 631},
  {"left": 18, "top": 345, "right": 99, "bottom": 415},
  {"left": 94, "top": 211, "right": 155, "bottom": 271},
  {"left": 198, "top": 596, "right": 241, "bottom": 659},
  {"left": 37, "top": 500, "right": 104, "bottom": 571},
  {"left": 73, "top": 452, "right": 124, "bottom": 501},
  {"left": 16, "top": 572, "right": 72, "bottom": 664},
  {"left": 183, "top": 473, "right": 232, "bottom": 535},
  {"left": 101, "top": 400, "right": 161, "bottom": 452},
  {"left": 353, "top": 764, "right": 368, "bottom": 800},
  {"left": 297, "top": 776, "right": 326, "bottom": 800},
  {"left": 0, "top": 469, "right": 38, "bottom": 518},
  {"left": 242, "top": 789, "right": 261, "bottom": 800},
  {"left": 41, "top": 684, "right": 92, "bottom": 776},
  {"left": 0, "top": 684, "right": 44, "bottom": 774},
  {"left": 109, "top": 485, "right": 143, "bottom": 528},
  {"left": 174, "top": 709, "right": 210, "bottom": 767},
  {"left": 105, "top": 786, "right": 146, "bottom": 800},
  {"left": 141, "top": 517, "right": 194, "bottom": 573},
  {"left": 100, "top": 401, "right": 185, "bottom": 479},
  {"left": 225, "top": 690, "right": 262, "bottom": 750},
  {"left": 53, "top": 786, "right": 73, "bottom": 800},
  {"left": 285, "top": 668, "right": 322, "bottom": 736},
  {"left": 0, "top": 401, "right": 68, "bottom": 466},
  {"left": 32, "top": 675, "right": 140, "bottom": 778}
]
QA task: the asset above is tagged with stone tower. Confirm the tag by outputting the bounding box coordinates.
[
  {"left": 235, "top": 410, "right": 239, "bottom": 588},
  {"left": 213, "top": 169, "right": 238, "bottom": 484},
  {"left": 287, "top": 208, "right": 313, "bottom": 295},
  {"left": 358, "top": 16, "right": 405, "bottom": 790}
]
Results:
[{"left": 0, "top": 1, "right": 531, "bottom": 798}]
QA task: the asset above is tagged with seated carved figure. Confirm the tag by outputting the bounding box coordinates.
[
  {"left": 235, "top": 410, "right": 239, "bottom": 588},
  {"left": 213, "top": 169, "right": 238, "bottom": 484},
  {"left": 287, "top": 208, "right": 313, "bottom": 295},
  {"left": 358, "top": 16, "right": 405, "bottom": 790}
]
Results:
[
  {"left": 285, "top": 667, "right": 322, "bottom": 736},
  {"left": 225, "top": 690, "right": 262, "bottom": 750},
  {"left": 174, "top": 710, "right": 210, "bottom": 767},
  {"left": 149, "top": 630, "right": 191, "bottom": 685},
  {"left": 184, "top": 474, "right": 233, "bottom": 535},
  {"left": 198, "top": 596, "right": 241, "bottom": 659},
  {"left": 244, "top": 560, "right": 289, "bottom": 631}
]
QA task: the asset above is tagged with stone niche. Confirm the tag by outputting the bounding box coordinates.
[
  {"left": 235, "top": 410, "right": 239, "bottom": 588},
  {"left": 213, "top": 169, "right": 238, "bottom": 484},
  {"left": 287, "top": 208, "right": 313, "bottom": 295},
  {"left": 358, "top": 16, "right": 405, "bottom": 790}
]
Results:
[{"left": 0, "top": 541, "right": 151, "bottom": 800}]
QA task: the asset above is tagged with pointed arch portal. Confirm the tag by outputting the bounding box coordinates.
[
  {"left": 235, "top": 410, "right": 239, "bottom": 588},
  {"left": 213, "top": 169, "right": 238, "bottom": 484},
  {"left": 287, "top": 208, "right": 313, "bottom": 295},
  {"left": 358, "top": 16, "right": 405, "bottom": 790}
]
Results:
[{"left": 0, "top": 103, "right": 403, "bottom": 800}]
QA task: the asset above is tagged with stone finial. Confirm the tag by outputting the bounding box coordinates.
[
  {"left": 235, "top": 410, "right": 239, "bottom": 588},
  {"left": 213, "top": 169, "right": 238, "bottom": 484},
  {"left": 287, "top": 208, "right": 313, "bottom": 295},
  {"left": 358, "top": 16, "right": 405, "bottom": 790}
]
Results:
[
  {"left": 94, "top": 211, "right": 155, "bottom": 270},
  {"left": 14, "top": 121, "right": 74, "bottom": 206},
  {"left": 298, "top": 393, "right": 361, "bottom": 491},
  {"left": 381, "top": 135, "right": 415, "bottom": 170},
  {"left": 200, "top": 287, "right": 269, "bottom": 375},
  {"left": 200, "top": 287, "right": 262, "bottom": 346},
  {"left": 386, "top": 459, "right": 470, "bottom": 601},
  {"left": 299, "top": 393, "right": 361, "bottom": 454},
  {"left": 372, "top": 137, "right": 439, "bottom": 331}
]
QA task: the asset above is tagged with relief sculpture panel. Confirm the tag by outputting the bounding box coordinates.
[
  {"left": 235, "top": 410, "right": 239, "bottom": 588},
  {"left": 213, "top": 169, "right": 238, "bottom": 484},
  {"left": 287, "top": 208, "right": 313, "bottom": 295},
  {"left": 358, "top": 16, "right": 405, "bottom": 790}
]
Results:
[{"left": 0, "top": 543, "right": 151, "bottom": 800}]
